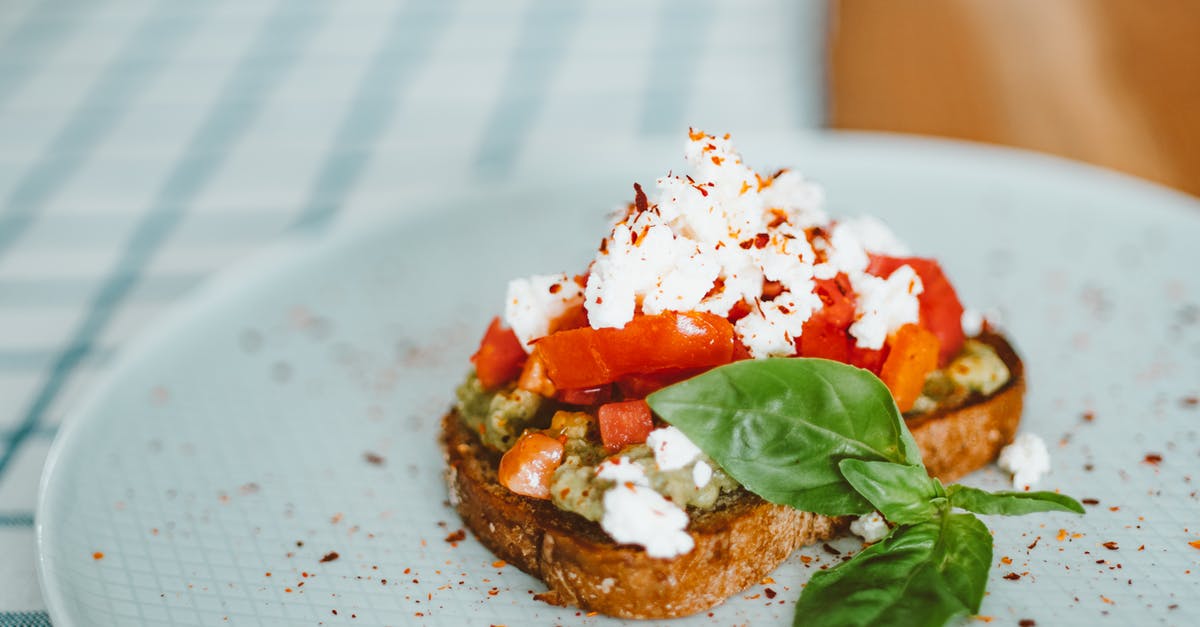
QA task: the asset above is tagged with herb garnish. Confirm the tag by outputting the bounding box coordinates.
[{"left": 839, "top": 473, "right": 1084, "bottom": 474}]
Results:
[{"left": 647, "top": 358, "right": 1083, "bottom": 626}]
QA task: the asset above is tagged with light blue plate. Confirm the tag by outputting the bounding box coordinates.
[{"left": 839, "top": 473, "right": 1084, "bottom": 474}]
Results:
[{"left": 38, "top": 134, "right": 1200, "bottom": 625}]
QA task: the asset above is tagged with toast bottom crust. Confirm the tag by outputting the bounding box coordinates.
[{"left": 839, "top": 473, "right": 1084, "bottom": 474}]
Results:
[{"left": 439, "top": 330, "right": 1024, "bottom": 619}]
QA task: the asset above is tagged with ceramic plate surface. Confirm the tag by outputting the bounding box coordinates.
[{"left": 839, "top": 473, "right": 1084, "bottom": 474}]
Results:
[{"left": 38, "top": 134, "right": 1200, "bottom": 626}]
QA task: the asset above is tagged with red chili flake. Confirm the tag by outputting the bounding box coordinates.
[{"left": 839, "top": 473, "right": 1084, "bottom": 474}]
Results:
[
  {"left": 767, "top": 209, "right": 788, "bottom": 228},
  {"left": 364, "top": 452, "right": 385, "bottom": 466},
  {"left": 738, "top": 239, "right": 754, "bottom": 250},
  {"left": 822, "top": 543, "right": 841, "bottom": 556},
  {"left": 799, "top": 555, "right": 813, "bottom": 564},
  {"left": 1100, "top": 595, "right": 1114, "bottom": 605},
  {"left": 1110, "top": 506, "right": 1121, "bottom": 512},
  {"left": 1082, "top": 498, "right": 1100, "bottom": 506},
  {"left": 1144, "top": 453, "right": 1164, "bottom": 465},
  {"left": 688, "top": 128, "right": 705, "bottom": 141},
  {"left": 1003, "top": 573, "right": 1021, "bottom": 581},
  {"left": 92, "top": 552, "right": 104, "bottom": 561},
  {"left": 1182, "top": 396, "right": 1198, "bottom": 407},
  {"left": 1027, "top": 536, "right": 1041, "bottom": 550},
  {"left": 692, "top": 184, "right": 709, "bottom": 197},
  {"left": 487, "top": 588, "right": 500, "bottom": 596},
  {"left": 331, "top": 610, "right": 337, "bottom": 615},
  {"left": 1103, "top": 542, "right": 1119, "bottom": 550},
  {"left": 1082, "top": 411, "right": 1095, "bottom": 422},
  {"left": 633, "top": 183, "right": 648, "bottom": 213},
  {"left": 1056, "top": 529, "right": 1068, "bottom": 542},
  {"left": 1019, "top": 620, "right": 1037, "bottom": 627},
  {"left": 1000, "top": 557, "right": 1012, "bottom": 565},
  {"left": 1188, "top": 540, "right": 1200, "bottom": 550},
  {"left": 319, "top": 552, "right": 339, "bottom": 563},
  {"left": 548, "top": 283, "right": 562, "bottom": 295},
  {"left": 711, "top": 155, "right": 724, "bottom": 166},
  {"left": 764, "top": 587, "right": 777, "bottom": 599},
  {"left": 492, "top": 560, "right": 507, "bottom": 568},
  {"left": 444, "top": 529, "right": 466, "bottom": 543},
  {"left": 753, "top": 233, "right": 770, "bottom": 249}
]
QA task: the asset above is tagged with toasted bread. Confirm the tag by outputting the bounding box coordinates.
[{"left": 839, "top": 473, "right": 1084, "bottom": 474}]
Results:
[{"left": 439, "top": 330, "right": 1024, "bottom": 619}]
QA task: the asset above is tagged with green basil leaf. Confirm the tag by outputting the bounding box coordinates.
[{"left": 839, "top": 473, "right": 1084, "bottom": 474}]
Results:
[
  {"left": 947, "top": 485, "right": 1086, "bottom": 515},
  {"left": 647, "top": 358, "right": 921, "bottom": 516},
  {"left": 938, "top": 513, "right": 993, "bottom": 612},
  {"left": 793, "top": 513, "right": 992, "bottom": 627},
  {"left": 838, "top": 459, "right": 945, "bottom": 525}
]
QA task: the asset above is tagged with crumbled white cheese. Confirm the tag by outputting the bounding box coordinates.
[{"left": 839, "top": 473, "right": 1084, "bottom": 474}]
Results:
[
  {"left": 504, "top": 273, "right": 584, "bottom": 350},
  {"left": 998, "top": 433, "right": 1051, "bottom": 490},
  {"left": 961, "top": 308, "right": 984, "bottom": 337},
  {"left": 596, "top": 456, "right": 649, "bottom": 485},
  {"left": 847, "top": 264, "right": 923, "bottom": 350},
  {"left": 601, "top": 483, "right": 695, "bottom": 558},
  {"left": 646, "top": 426, "right": 702, "bottom": 471},
  {"left": 735, "top": 290, "right": 822, "bottom": 358},
  {"left": 840, "top": 215, "right": 911, "bottom": 257},
  {"left": 850, "top": 511, "right": 889, "bottom": 543},
  {"left": 692, "top": 460, "right": 713, "bottom": 488},
  {"left": 509, "top": 129, "right": 941, "bottom": 360}
]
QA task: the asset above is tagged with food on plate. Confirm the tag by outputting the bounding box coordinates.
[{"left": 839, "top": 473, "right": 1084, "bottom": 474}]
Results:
[{"left": 439, "top": 130, "right": 1078, "bottom": 621}]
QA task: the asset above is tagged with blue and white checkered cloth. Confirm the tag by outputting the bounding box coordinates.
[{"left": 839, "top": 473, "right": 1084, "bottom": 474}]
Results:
[{"left": 0, "top": 0, "right": 827, "bottom": 623}]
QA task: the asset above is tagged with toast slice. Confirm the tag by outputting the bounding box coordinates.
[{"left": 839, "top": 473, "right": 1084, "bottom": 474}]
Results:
[{"left": 439, "top": 330, "right": 1024, "bottom": 619}]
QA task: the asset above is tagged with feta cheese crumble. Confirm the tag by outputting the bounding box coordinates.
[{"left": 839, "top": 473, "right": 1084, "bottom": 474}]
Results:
[
  {"left": 502, "top": 129, "right": 925, "bottom": 358},
  {"left": 961, "top": 308, "right": 984, "bottom": 337},
  {"left": 596, "top": 456, "right": 649, "bottom": 485},
  {"left": 998, "top": 432, "right": 1051, "bottom": 490},
  {"left": 850, "top": 511, "right": 890, "bottom": 543},
  {"left": 692, "top": 460, "right": 713, "bottom": 488},
  {"left": 505, "top": 273, "right": 583, "bottom": 351},
  {"left": 601, "top": 483, "right": 694, "bottom": 558},
  {"left": 646, "top": 426, "right": 702, "bottom": 471}
]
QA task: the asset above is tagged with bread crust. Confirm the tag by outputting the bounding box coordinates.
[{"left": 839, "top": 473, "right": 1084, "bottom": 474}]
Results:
[{"left": 439, "top": 330, "right": 1024, "bottom": 619}]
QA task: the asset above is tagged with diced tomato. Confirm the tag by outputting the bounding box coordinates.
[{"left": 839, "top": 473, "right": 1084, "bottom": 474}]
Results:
[
  {"left": 848, "top": 343, "right": 889, "bottom": 375},
  {"left": 616, "top": 368, "right": 706, "bottom": 399},
  {"left": 867, "top": 256, "right": 965, "bottom": 365},
  {"left": 471, "top": 317, "right": 527, "bottom": 389},
  {"left": 597, "top": 400, "right": 654, "bottom": 454},
  {"left": 497, "top": 432, "right": 565, "bottom": 499},
  {"left": 516, "top": 352, "right": 555, "bottom": 397},
  {"left": 879, "top": 323, "right": 941, "bottom": 412},
  {"left": 557, "top": 385, "right": 612, "bottom": 406},
  {"left": 796, "top": 275, "right": 857, "bottom": 363},
  {"left": 533, "top": 311, "right": 737, "bottom": 389}
]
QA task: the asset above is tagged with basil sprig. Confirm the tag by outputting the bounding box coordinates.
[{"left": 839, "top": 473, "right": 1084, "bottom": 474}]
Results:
[{"left": 647, "top": 358, "right": 1083, "bottom": 626}]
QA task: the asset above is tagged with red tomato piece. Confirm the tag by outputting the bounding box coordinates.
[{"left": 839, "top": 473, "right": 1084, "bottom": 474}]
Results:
[
  {"left": 470, "top": 317, "right": 527, "bottom": 389},
  {"left": 497, "top": 432, "right": 565, "bottom": 499},
  {"left": 598, "top": 400, "right": 654, "bottom": 454},
  {"left": 615, "top": 368, "right": 706, "bottom": 399},
  {"left": 534, "top": 311, "right": 737, "bottom": 389},
  {"left": 556, "top": 385, "right": 613, "bottom": 406},
  {"left": 867, "top": 255, "right": 965, "bottom": 365},
  {"left": 796, "top": 275, "right": 857, "bottom": 362}
]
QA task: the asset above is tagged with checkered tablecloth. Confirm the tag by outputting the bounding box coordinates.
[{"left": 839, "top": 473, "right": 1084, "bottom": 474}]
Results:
[{"left": 0, "top": 0, "right": 827, "bottom": 623}]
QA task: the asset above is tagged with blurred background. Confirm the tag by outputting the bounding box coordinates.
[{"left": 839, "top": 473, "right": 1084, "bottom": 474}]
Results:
[{"left": 0, "top": 0, "right": 1196, "bottom": 622}]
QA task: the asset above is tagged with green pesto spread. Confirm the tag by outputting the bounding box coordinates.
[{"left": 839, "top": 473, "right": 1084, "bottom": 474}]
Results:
[
  {"left": 455, "top": 372, "right": 549, "bottom": 450},
  {"left": 549, "top": 440, "right": 739, "bottom": 522},
  {"left": 910, "top": 340, "right": 1011, "bottom": 414}
]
